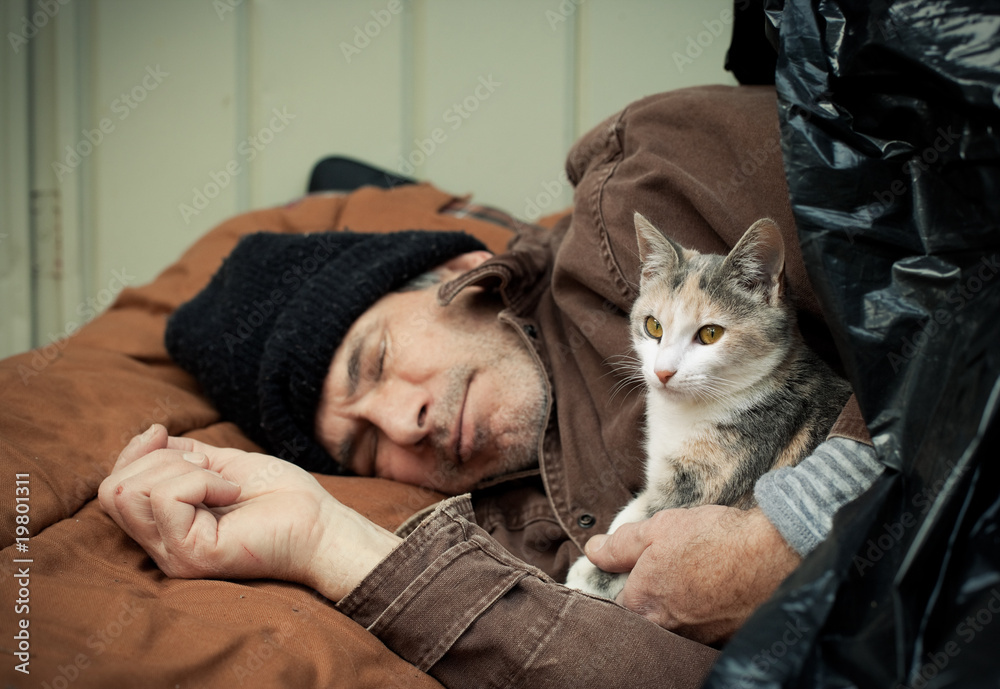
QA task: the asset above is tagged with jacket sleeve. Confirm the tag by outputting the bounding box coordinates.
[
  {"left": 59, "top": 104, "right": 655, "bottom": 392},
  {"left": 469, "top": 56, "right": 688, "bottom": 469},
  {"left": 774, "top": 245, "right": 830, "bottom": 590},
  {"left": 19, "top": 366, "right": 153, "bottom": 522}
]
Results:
[
  {"left": 754, "top": 437, "right": 884, "bottom": 555},
  {"left": 336, "top": 495, "right": 719, "bottom": 689}
]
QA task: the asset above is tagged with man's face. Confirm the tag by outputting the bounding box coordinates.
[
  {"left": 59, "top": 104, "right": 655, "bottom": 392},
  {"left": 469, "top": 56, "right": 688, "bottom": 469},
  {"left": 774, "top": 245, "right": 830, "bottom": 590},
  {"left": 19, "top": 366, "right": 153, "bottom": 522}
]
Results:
[{"left": 314, "top": 251, "right": 548, "bottom": 495}]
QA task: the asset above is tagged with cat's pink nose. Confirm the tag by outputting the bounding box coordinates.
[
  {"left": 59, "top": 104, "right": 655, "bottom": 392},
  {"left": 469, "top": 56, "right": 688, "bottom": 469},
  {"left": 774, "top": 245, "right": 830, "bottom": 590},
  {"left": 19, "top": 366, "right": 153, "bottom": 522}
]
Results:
[{"left": 655, "top": 369, "right": 675, "bottom": 385}]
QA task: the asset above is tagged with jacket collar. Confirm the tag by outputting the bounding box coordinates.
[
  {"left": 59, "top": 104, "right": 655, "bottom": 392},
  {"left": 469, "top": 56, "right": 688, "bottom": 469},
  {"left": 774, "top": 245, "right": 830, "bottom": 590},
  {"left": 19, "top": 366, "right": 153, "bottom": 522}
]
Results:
[{"left": 437, "top": 220, "right": 561, "bottom": 313}]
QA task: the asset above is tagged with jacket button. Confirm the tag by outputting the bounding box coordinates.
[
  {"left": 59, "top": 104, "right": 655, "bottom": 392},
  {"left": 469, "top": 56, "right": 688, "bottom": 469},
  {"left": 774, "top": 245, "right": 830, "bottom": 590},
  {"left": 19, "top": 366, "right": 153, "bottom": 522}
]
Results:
[
  {"left": 577, "top": 513, "right": 595, "bottom": 529},
  {"left": 523, "top": 324, "right": 538, "bottom": 338}
]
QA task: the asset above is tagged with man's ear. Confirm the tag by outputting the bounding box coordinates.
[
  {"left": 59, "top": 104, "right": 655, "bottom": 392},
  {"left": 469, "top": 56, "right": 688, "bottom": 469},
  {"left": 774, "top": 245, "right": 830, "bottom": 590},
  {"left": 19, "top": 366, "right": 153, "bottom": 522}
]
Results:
[{"left": 434, "top": 250, "right": 493, "bottom": 278}]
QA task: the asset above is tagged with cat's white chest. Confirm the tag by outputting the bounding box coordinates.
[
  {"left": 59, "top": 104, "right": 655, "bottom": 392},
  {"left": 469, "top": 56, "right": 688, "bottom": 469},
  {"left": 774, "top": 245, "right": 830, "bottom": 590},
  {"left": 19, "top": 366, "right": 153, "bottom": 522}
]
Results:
[{"left": 642, "top": 393, "right": 719, "bottom": 472}]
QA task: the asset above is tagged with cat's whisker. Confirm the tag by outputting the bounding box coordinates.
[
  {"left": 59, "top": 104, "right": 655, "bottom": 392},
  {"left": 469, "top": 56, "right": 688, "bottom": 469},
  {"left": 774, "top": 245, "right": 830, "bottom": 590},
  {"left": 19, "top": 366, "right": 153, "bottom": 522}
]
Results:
[
  {"left": 601, "top": 349, "right": 646, "bottom": 405},
  {"left": 684, "top": 379, "right": 734, "bottom": 405},
  {"left": 608, "top": 388, "right": 639, "bottom": 406},
  {"left": 697, "top": 385, "right": 724, "bottom": 404},
  {"left": 705, "top": 383, "right": 730, "bottom": 396},
  {"left": 604, "top": 354, "right": 642, "bottom": 371},
  {"left": 603, "top": 366, "right": 642, "bottom": 382},
  {"left": 603, "top": 355, "right": 644, "bottom": 390},
  {"left": 699, "top": 383, "right": 733, "bottom": 403},
  {"left": 608, "top": 374, "right": 646, "bottom": 405},
  {"left": 705, "top": 376, "right": 739, "bottom": 388}
]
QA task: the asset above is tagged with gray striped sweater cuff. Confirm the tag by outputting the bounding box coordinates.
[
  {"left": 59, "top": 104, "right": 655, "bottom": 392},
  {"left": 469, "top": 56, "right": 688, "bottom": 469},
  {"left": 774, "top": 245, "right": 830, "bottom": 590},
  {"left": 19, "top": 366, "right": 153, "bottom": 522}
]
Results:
[{"left": 754, "top": 437, "right": 883, "bottom": 556}]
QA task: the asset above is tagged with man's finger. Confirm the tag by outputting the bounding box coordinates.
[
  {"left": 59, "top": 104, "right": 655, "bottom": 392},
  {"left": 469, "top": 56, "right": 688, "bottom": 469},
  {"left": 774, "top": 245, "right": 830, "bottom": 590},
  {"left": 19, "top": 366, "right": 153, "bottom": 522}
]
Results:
[
  {"left": 149, "top": 470, "right": 242, "bottom": 546},
  {"left": 114, "top": 424, "right": 168, "bottom": 470},
  {"left": 104, "top": 455, "right": 220, "bottom": 542},
  {"left": 166, "top": 436, "right": 253, "bottom": 477},
  {"left": 166, "top": 435, "right": 217, "bottom": 454},
  {"left": 616, "top": 571, "right": 669, "bottom": 622},
  {"left": 584, "top": 520, "right": 651, "bottom": 572},
  {"left": 102, "top": 449, "right": 210, "bottom": 507}
]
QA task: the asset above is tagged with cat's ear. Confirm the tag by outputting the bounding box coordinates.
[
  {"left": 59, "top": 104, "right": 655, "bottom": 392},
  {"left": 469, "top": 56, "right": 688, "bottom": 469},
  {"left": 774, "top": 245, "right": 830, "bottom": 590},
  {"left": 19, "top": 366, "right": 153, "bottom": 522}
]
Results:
[
  {"left": 722, "top": 218, "right": 785, "bottom": 303},
  {"left": 634, "top": 212, "right": 683, "bottom": 285}
]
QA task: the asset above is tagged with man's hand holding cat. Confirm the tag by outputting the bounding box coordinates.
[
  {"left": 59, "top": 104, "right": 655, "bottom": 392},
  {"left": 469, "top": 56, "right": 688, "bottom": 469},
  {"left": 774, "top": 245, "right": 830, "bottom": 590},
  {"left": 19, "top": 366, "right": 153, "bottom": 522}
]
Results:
[
  {"left": 584, "top": 505, "right": 800, "bottom": 644},
  {"left": 98, "top": 425, "right": 401, "bottom": 602}
]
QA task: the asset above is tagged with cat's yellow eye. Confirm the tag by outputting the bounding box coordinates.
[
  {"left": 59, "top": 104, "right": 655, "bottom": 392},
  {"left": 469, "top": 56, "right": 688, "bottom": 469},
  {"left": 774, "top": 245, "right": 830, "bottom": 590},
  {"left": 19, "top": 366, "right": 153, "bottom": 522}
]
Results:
[
  {"left": 698, "top": 324, "right": 724, "bottom": 345},
  {"left": 644, "top": 316, "right": 663, "bottom": 339}
]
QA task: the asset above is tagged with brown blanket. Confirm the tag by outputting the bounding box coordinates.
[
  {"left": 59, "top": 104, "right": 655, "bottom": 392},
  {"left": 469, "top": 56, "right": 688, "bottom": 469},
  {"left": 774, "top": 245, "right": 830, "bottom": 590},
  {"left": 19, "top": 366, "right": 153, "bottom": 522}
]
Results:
[{"left": 0, "top": 184, "right": 520, "bottom": 688}]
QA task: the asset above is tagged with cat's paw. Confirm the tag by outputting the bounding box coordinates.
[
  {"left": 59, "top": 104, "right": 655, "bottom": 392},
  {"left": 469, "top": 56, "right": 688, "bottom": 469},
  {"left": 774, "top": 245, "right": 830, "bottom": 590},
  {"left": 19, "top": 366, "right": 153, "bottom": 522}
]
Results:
[{"left": 564, "top": 554, "right": 628, "bottom": 601}]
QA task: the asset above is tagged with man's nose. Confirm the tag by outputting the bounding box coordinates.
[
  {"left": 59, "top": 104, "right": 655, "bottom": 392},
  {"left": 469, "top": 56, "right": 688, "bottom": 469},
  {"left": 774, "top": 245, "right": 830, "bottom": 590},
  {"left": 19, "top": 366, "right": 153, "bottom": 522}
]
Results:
[{"left": 369, "top": 381, "right": 431, "bottom": 448}]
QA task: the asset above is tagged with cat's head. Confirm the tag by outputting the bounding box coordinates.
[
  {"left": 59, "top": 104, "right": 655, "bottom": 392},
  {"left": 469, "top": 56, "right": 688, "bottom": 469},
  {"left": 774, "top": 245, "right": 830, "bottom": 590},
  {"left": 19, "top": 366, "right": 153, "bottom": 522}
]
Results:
[{"left": 630, "top": 212, "right": 795, "bottom": 405}]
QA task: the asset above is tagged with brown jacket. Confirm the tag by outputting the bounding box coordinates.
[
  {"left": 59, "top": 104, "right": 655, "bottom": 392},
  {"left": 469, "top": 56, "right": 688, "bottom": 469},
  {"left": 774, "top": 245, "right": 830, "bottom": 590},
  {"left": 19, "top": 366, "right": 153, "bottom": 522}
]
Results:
[{"left": 337, "top": 85, "right": 870, "bottom": 688}]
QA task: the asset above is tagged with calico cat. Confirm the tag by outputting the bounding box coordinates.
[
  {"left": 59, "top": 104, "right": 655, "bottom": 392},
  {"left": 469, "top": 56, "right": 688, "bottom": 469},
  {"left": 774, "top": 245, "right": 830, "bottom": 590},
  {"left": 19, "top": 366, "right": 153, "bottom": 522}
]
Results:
[{"left": 564, "top": 213, "right": 852, "bottom": 600}]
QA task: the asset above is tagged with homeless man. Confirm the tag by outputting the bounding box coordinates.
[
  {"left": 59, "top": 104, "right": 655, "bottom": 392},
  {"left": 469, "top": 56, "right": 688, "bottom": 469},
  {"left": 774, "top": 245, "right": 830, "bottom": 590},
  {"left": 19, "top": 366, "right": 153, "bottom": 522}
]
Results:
[{"left": 99, "top": 85, "right": 882, "bottom": 688}]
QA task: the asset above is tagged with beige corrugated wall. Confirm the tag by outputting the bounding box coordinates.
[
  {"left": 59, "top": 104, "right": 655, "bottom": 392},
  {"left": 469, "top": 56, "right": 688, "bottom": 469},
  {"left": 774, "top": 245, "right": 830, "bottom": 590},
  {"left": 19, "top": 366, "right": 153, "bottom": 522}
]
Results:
[{"left": 0, "top": 0, "right": 738, "bottom": 359}]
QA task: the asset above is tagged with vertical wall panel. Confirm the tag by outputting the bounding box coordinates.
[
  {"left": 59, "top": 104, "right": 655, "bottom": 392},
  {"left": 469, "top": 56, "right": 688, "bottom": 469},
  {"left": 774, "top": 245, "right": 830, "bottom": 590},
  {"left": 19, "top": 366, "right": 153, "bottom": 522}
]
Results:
[
  {"left": 251, "top": 0, "right": 407, "bottom": 209},
  {"left": 0, "top": 0, "right": 33, "bottom": 359},
  {"left": 27, "top": 1, "right": 65, "bottom": 346},
  {"left": 53, "top": 0, "right": 88, "bottom": 342},
  {"left": 89, "top": 0, "right": 240, "bottom": 288},
  {"left": 414, "top": 0, "right": 575, "bottom": 219}
]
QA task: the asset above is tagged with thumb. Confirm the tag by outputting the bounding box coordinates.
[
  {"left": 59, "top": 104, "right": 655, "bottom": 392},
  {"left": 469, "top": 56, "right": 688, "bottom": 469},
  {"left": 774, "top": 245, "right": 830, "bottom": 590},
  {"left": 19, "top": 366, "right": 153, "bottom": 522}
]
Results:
[{"left": 584, "top": 521, "right": 648, "bottom": 573}]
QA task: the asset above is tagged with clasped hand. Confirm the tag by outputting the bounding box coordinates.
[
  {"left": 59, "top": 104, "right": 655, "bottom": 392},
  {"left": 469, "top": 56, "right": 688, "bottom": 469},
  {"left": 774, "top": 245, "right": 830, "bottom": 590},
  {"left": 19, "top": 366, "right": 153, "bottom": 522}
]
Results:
[
  {"left": 583, "top": 505, "right": 801, "bottom": 644},
  {"left": 98, "top": 425, "right": 400, "bottom": 601}
]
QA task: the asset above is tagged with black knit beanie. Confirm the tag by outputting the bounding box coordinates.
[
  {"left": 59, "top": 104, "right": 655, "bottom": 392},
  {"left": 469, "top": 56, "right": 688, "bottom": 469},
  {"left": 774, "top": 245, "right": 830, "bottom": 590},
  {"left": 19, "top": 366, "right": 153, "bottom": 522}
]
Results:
[{"left": 165, "top": 229, "right": 487, "bottom": 474}]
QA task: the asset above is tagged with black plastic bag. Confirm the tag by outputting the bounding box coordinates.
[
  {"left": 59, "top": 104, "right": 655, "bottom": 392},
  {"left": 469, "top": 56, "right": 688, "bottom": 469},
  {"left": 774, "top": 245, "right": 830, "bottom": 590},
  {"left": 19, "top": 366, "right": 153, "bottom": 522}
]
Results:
[{"left": 707, "top": 1, "right": 1000, "bottom": 687}]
